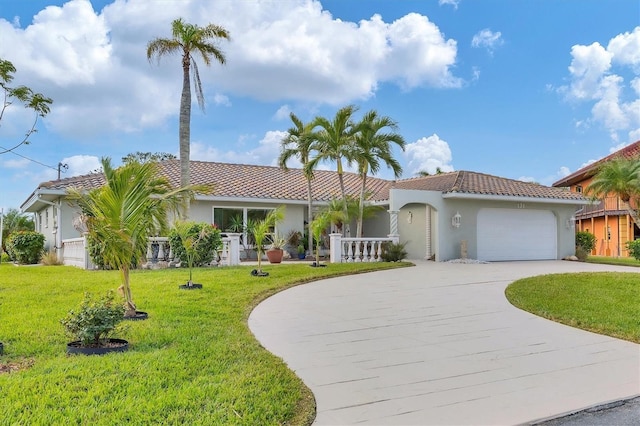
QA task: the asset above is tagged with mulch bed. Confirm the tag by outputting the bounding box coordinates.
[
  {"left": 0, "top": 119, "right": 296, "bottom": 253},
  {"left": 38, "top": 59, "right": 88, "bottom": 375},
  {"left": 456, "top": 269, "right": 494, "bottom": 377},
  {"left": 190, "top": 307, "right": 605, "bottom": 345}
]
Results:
[{"left": 0, "top": 359, "right": 34, "bottom": 374}]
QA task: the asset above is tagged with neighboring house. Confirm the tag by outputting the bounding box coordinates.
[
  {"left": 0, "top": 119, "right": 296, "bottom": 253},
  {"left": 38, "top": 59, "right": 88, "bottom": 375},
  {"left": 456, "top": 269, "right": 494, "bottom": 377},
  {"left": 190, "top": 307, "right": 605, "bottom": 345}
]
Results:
[
  {"left": 21, "top": 160, "right": 586, "bottom": 264},
  {"left": 553, "top": 141, "right": 640, "bottom": 257}
]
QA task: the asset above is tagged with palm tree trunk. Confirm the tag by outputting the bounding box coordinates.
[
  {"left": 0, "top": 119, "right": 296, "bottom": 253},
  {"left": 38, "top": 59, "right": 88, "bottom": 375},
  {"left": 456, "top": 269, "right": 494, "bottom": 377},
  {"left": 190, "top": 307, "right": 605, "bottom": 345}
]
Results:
[
  {"left": 306, "top": 177, "right": 314, "bottom": 257},
  {"left": 357, "top": 173, "right": 367, "bottom": 238},
  {"left": 121, "top": 266, "right": 136, "bottom": 317},
  {"left": 180, "top": 55, "right": 192, "bottom": 218},
  {"left": 337, "top": 160, "right": 349, "bottom": 236}
]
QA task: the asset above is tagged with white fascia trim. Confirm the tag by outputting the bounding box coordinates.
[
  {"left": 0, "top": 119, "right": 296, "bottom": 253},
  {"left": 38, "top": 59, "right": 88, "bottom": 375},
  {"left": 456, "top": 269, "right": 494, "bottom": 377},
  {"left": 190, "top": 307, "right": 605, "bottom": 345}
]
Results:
[
  {"left": 20, "top": 189, "right": 66, "bottom": 212},
  {"left": 441, "top": 192, "right": 590, "bottom": 205},
  {"left": 194, "top": 195, "right": 310, "bottom": 206}
]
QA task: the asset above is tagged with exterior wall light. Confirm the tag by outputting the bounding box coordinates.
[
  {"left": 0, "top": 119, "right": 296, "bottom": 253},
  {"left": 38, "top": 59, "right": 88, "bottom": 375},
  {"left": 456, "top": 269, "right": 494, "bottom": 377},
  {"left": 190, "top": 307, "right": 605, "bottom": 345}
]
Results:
[
  {"left": 452, "top": 211, "right": 461, "bottom": 228},
  {"left": 407, "top": 211, "right": 413, "bottom": 224},
  {"left": 566, "top": 216, "right": 575, "bottom": 229}
]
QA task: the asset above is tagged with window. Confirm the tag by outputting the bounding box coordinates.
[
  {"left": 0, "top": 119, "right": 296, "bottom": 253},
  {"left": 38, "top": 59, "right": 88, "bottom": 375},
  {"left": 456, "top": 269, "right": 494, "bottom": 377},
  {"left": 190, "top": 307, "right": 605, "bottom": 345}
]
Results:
[
  {"left": 575, "top": 185, "right": 582, "bottom": 193},
  {"left": 212, "top": 207, "right": 276, "bottom": 245}
]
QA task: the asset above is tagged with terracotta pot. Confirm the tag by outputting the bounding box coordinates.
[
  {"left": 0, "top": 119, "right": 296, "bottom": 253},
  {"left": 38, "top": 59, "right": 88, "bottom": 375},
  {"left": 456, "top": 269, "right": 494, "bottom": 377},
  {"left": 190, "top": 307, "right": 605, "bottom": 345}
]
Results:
[
  {"left": 266, "top": 249, "right": 283, "bottom": 264},
  {"left": 66, "top": 338, "right": 129, "bottom": 356}
]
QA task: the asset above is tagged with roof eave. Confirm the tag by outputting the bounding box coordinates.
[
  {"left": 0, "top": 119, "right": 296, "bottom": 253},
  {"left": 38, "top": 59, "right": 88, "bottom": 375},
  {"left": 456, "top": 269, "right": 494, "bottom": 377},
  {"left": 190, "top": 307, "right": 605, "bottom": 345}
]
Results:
[
  {"left": 20, "top": 188, "right": 67, "bottom": 212},
  {"left": 441, "top": 192, "right": 590, "bottom": 205}
]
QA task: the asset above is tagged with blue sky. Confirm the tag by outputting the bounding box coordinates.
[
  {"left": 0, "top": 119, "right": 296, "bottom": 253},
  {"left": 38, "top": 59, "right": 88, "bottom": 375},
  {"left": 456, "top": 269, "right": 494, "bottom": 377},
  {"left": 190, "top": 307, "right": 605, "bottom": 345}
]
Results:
[{"left": 1, "top": 0, "right": 639, "bottom": 211}]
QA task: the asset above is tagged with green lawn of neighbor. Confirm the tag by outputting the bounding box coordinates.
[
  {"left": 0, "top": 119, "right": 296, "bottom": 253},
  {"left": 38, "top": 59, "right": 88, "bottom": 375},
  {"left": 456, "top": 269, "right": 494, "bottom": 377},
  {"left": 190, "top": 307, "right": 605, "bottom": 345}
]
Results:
[
  {"left": 505, "top": 272, "right": 640, "bottom": 343},
  {"left": 0, "top": 261, "right": 411, "bottom": 425},
  {"left": 586, "top": 255, "right": 640, "bottom": 268}
]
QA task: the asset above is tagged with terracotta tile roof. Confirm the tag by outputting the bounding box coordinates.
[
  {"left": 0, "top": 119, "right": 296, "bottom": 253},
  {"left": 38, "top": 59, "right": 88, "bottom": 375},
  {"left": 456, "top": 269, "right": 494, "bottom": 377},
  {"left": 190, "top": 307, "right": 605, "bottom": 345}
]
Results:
[
  {"left": 552, "top": 140, "right": 640, "bottom": 187},
  {"left": 37, "top": 162, "right": 582, "bottom": 204},
  {"left": 40, "top": 160, "right": 390, "bottom": 203},
  {"left": 394, "top": 171, "right": 585, "bottom": 201}
]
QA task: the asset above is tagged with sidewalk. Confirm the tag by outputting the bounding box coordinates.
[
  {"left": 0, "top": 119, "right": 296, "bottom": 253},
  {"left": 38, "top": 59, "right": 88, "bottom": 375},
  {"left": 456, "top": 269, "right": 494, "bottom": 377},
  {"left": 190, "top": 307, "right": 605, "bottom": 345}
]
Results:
[{"left": 249, "top": 260, "right": 640, "bottom": 425}]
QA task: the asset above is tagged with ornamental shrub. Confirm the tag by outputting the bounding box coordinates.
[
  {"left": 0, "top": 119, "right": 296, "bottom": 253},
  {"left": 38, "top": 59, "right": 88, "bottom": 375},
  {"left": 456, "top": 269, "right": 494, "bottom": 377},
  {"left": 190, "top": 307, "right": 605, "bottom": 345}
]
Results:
[
  {"left": 6, "top": 230, "right": 45, "bottom": 264},
  {"left": 169, "top": 222, "right": 222, "bottom": 267},
  {"left": 60, "top": 291, "right": 125, "bottom": 346},
  {"left": 381, "top": 241, "right": 408, "bottom": 262},
  {"left": 575, "top": 231, "right": 596, "bottom": 253},
  {"left": 627, "top": 239, "right": 640, "bottom": 261}
]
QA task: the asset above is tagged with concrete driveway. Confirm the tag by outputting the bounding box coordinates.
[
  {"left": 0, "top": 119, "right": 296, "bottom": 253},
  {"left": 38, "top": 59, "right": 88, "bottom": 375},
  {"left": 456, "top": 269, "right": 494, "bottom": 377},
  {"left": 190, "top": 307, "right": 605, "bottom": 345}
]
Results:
[{"left": 248, "top": 260, "right": 640, "bottom": 425}]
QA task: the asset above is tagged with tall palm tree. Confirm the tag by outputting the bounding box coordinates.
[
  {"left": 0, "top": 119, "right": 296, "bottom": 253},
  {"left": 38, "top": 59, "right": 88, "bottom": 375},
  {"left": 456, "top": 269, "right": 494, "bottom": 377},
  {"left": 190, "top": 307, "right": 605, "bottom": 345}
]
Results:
[
  {"left": 308, "top": 105, "right": 360, "bottom": 235},
  {"left": 353, "top": 110, "right": 405, "bottom": 237},
  {"left": 147, "top": 18, "right": 230, "bottom": 216},
  {"left": 278, "top": 112, "right": 318, "bottom": 255},
  {"left": 67, "top": 158, "right": 195, "bottom": 317}
]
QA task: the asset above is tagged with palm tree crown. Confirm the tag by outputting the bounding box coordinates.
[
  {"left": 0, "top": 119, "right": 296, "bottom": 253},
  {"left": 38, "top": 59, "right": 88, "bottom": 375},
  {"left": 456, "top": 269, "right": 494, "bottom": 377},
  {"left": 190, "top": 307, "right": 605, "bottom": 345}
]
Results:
[
  {"left": 353, "top": 110, "right": 406, "bottom": 237},
  {"left": 147, "top": 18, "right": 230, "bottom": 215},
  {"left": 279, "top": 112, "right": 318, "bottom": 254},
  {"left": 586, "top": 156, "right": 640, "bottom": 203},
  {"left": 308, "top": 105, "right": 360, "bottom": 235}
]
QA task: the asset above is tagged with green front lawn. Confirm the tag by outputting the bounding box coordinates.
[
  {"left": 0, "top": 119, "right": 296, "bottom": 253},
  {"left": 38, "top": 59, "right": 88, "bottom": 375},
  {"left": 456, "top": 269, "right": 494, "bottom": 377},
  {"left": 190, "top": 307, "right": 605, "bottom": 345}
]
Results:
[
  {"left": 505, "top": 272, "right": 640, "bottom": 343},
  {"left": 0, "top": 261, "right": 411, "bottom": 425},
  {"left": 586, "top": 255, "right": 640, "bottom": 267}
]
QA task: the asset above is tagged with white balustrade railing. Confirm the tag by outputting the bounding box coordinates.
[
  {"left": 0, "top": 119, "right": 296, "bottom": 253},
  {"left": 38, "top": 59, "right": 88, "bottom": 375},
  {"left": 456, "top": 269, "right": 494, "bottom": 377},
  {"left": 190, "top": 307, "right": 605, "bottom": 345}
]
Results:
[
  {"left": 146, "top": 237, "right": 172, "bottom": 263},
  {"left": 329, "top": 234, "right": 399, "bottom": 263},
  {"left": 62, "top": 237, "right": 94, "bottom": 269}
]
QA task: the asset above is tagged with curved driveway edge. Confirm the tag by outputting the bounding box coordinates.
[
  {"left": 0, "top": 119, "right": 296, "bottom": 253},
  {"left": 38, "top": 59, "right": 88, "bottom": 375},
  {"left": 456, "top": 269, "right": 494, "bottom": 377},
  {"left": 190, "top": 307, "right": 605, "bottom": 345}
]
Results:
[{"left": 249, "top": 260, "right": 640, "bottom": 425}]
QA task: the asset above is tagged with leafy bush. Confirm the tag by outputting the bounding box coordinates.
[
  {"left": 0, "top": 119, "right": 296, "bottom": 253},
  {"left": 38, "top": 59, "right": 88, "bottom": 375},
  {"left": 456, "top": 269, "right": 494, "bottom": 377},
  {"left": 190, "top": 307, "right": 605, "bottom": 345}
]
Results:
[
  {"left": 627, "top": 239, "right": 640, "bottom": 261},
  {"left": 381, "top": 241, "right": 408, "bottom": 262},
  {"left": 575, "top": 231, "right": 596, "bottom": 252},
  {"left": 60, "top": 291, "right": 125, "bottom": 346},
  {"left": 169, "top": 222, "right": 222, "bottom": 267},
  {"left": 5, "top": 230, "right": 45, "bottom": 264}
]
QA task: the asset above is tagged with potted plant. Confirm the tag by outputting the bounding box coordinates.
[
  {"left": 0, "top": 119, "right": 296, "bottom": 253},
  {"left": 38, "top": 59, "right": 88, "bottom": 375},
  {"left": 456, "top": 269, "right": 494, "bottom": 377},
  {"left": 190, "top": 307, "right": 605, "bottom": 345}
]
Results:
[
  {"left": 250, "top": 206, "right": 284, "bottom": 276},
  {"left": 297, "top": 244, "right": 306, "bottom": 260},
  {"left": 266, "top": 235, "right": 286, "bottom": 264},
  {"left": 61, "top": 291, "right": 128, "bottom": 355},
  {"left": 169, "top": 221, "right": 221, "bottom": 289}
]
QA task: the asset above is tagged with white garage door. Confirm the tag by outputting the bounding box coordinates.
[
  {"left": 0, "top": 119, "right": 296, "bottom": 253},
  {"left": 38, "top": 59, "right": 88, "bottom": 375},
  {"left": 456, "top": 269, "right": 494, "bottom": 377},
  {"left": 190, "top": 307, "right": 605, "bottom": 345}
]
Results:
[{"left": 477, "top": 208, "right": 557, "bottom": 261}]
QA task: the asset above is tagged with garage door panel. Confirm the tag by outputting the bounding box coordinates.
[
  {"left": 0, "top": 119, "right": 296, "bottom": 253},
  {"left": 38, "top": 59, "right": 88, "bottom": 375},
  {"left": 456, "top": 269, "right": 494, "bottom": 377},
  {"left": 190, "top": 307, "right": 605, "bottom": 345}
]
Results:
[{"left": 477, "top": 209, "right": 557, "bottom": 261}]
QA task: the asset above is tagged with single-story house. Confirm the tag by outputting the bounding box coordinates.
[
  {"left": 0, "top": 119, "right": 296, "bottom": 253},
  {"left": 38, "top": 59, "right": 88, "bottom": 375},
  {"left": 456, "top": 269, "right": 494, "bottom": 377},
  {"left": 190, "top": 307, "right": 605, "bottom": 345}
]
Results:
[{"left": 20, "top": 160, "right": 587, "bottom": 263}]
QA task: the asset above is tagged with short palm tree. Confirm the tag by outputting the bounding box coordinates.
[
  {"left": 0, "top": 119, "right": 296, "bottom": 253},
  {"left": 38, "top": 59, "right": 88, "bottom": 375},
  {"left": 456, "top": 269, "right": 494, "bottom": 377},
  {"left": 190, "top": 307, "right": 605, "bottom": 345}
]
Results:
[
  {"left": 250, "top": 206, "right": 284, "bottom": 276},
  {"left": 353, "top": 110, "right": 405, "bottom": 237},
  {"left": 586, "top": 156, "right": 640, "bottom": 218},
  {"left": 308, "top": 105, "right": 360, "bottom": 235},
  {"left": 147, "top": 18, "right": 230, "bottom": 216},
  {"left": 67, "top": 157, "right": 194, "bottom": 317},
  {"left": 279, "top": 112, "right": 318, "bottom": 255}
]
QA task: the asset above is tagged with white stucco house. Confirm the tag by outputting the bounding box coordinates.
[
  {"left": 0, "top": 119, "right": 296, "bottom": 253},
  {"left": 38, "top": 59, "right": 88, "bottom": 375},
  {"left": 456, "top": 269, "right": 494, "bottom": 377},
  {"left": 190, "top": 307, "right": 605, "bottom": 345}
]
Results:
[{"left": 20, "top": 160, "right": 587, "bottom": 265}]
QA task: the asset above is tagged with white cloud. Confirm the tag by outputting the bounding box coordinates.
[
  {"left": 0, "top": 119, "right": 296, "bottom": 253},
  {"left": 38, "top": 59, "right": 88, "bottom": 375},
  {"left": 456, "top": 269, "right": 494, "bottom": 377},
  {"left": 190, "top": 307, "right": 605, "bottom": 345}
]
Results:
[
  {"left": 471, "top": 29, "right": 503, "bottom": 55},
  {"left": 403, "top": 134, "right": 454, "bottom": 175},
  {"left": 0, "top": 0, "right": 463, "bottom": 140},
  {"left": 213, "top": 94, "right": 231, "bottom": 107},
  {"left": 517, "top": 176, "right": 536, "bottom": 183},
  {"left": 560, "top": 27, "right": 640, "bottom": 144},
  {"left": 192, "top": 130, "right": 288, "bottom": 167},
  {"left": 558, "top": 166, "right": 571, "bottom": 177},
  {"left": 274, "top": 105, "right": 291, "bottom": 121},
  {"left": 438, "top": 0, "right": 460, "bottom": 9}
]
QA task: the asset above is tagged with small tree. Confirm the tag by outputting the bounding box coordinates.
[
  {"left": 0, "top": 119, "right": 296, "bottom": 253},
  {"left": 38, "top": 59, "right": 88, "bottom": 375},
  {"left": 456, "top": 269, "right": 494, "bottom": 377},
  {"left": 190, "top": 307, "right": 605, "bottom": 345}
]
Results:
[
  {"left": 169, "top": 221, "right": 221, "bottom": 287},
  {"left": 310, "top": 211, "right": 335, "bottom": 266},
  {"left": 250, "top": 206, "right": 284, "bottom": 275},
  {"left": 0, "top": 59, "right": 53, "bottom": 155},
  {"left": 67, "top": 157, "right": 201, "bottom": 317}
]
